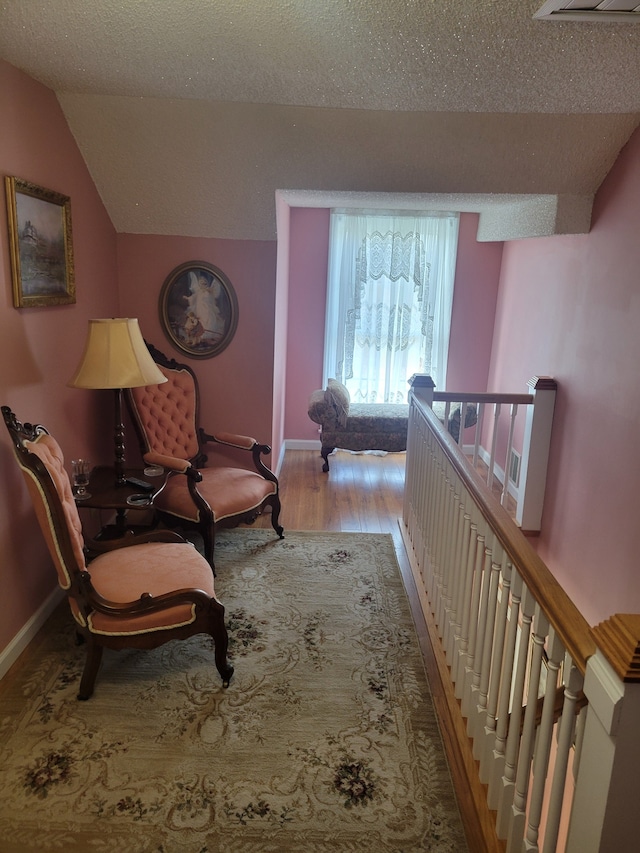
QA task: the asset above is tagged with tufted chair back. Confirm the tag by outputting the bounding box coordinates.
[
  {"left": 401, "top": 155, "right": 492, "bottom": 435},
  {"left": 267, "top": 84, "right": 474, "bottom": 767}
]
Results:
[
  {"left": 2, "top": 407, "right": 90, "bottom": 621},
  {"left": 129, "top": 362, "right": 201, "bottom": 462},
  {"left": 23, "top": 432, "right": 88, "bottom": 584}
]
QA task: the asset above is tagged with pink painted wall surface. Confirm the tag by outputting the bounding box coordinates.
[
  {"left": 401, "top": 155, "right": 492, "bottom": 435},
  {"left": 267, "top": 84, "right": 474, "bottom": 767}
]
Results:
[
  {"left": 116, "top": 234, "right": 277, "bottom": 468},
  {"left": 284, "top": 208, "right": 331, "bottom": 442},
  {"left": 447, "top": 215, "right": 503, "bottom": 392},
  {"left": 0, "top": 61, "right": 119, "bottom": 653},
  {"left": 488, "top": 126, "right": 640, "bottom": 626}
]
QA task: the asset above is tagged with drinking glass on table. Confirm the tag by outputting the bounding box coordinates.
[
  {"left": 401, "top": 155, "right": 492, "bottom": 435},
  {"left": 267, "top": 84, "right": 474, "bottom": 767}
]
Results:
[{"left": 71, "top": 459, "right": 91, "bottom": 500}]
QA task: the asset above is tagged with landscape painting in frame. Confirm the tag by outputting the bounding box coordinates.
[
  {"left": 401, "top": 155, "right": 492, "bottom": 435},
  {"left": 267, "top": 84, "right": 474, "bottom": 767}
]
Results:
[{"left": 5, "top": 176, "right": 76, "bottom": 308}]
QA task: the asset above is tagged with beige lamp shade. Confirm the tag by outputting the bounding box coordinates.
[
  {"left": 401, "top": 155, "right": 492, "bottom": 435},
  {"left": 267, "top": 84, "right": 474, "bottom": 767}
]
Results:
[{"left": 68, "top": 318, "right": 167, "bottom": 389}]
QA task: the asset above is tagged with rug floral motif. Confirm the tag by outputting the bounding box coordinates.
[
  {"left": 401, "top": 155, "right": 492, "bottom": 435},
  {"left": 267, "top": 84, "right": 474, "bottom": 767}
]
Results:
[{"left": 0, "top": 530, "right": 468, "bottom": 852}]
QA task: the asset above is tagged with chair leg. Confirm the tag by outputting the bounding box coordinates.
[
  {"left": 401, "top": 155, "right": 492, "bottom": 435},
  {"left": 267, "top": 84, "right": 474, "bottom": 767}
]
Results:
[
  {"left": 211, "top": 607, "right": 234, "bottom": 687},
  {"left": 321, "top": 445, "right": 334, "bottom": 472},
  {"left": 270, "top": 495, "right": 284, "bottom": 539},
  {"left": 202, "top": 526, "right": 216, "bottom": 576},
  {"left": 78, "top": 641, "right": 103, "bottom": 700}
]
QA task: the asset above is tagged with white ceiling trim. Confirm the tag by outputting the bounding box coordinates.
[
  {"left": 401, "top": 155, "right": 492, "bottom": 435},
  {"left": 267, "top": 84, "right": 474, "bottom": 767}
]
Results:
[
  {"left": 278, "top": 191, "right": 594, "bottom": 241},
  {"left": 535, "top": 1, "right": 640, "bottom": 22}
]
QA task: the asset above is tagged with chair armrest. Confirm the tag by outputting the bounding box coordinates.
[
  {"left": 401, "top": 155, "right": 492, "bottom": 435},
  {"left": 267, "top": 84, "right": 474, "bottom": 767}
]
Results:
[
  {"left": 139, "top": 453, "right": 210, "bottom": 519},
  {"left": 198, "top": 428, "right": 277, "bottom": 482},
  {"left": 142, "top": 452, "right": 191, "bottom": 473},
  {"left": 199, "top": 429, "right": 257, "bottom": 451}
]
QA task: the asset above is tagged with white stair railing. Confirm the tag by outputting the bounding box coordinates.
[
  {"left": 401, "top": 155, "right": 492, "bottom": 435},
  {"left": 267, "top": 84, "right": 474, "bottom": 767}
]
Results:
[
  {"left": 401, "top": 381, "right": 640, "bottom": 853},
  {"left": 423, "top": 374, "right": 557, "bottom": 534}
]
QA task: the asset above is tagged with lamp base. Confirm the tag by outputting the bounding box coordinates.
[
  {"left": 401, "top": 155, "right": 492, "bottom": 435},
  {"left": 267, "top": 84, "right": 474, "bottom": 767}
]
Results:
[{"left": 114, "top": 388, "right": 127, "bottom": 486}]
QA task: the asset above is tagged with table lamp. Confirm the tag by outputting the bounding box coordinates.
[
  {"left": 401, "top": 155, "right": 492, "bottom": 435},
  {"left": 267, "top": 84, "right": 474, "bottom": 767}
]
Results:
[{"left": 68, "top": 318, "right": 167, "bottom": 486}]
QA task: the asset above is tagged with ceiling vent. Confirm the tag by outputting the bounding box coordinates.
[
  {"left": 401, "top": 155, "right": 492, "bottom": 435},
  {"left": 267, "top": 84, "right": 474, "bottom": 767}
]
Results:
[{"left": 535, "top": 1, "right": 640, "bottom": 21}]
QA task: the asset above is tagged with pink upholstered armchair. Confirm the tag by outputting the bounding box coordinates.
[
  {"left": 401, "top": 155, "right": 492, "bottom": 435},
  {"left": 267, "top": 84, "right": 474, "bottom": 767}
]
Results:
[
  {"left": 2, "top": 406, "right": 233, "bottom": 700},
  {"left": 125, "top": 343, "right": 283, "bottom": 572}
]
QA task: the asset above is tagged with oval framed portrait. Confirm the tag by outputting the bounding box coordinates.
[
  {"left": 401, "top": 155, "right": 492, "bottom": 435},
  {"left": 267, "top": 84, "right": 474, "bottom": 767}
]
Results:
[{"left": 159, "top": 261, "right": 239, "bottom": 359}]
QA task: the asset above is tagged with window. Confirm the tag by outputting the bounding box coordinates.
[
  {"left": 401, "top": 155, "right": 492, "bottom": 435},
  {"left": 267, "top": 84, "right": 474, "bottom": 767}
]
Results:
[{"left": 323, "top": 210, "right": 459, "bottom": 403}]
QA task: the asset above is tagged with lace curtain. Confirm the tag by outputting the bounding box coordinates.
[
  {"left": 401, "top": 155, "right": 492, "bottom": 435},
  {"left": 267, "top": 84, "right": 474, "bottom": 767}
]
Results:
[{"left": 323, "top": 210, "right": 459, "bottom": 403}]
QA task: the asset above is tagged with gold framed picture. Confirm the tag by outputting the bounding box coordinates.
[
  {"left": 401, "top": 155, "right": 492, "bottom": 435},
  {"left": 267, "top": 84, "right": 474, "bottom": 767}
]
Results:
[
  {"left": 159, "top": 261, "right": 239, "bottom": 359},
  {"left": 5, "top": 176, "right": 76, "bottom": 308}
]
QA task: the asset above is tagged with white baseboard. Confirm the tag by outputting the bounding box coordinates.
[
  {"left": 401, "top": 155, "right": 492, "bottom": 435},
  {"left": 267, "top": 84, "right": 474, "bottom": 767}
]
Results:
[
  {"left": 0, "top": 585, "right": 64, "bottom": 681},
  {"left": 284, "top": 439, "right": 321, "bottom": 451}
]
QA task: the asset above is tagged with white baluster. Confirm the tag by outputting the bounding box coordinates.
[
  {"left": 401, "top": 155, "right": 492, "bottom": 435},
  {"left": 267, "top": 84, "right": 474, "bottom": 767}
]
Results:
[
  {"left": 480, "top": 555, "right": 512, "bottom": 783},
  {"left": 441, "top": 480, "right": 458, "bottom": 654},
  {"left": 524, "top": 627, "right": 565, "bottom": 852},
  {"left": 459, "top": 402, "right": 468, "bottom": 447},
  {"left": 467, "top": 538, "right": 494, "bottom": 739},
  {"left": 438, "top": 472, "right": 457, "bottom": 635},
  {"left": 426, "top": 448, "right": 442, "bottom": 618},
  {"left": 542, "top": 661, "right": 584, "bottom": 853},
  {"left": 444, "top": 497, "right": 467, "bottom": 662},
  {"left": 434, "top": 473, "right": 452, "bottom": 634},
  {"left": 473, "top": 401, "right": 485, "bottom": 468},
  {"left": 501, "top": 403, "right": 518, "bottom": 507},
  {"left": 507, "top": 604, "right": 550, "bottom": 852},
  {"left": 472, "top": 541, "right": 502, "bottom": 753},
  {"left": 453, "top": 511, "right": 477, "bottom": 692},
  {"left": 496, "top": 584, "right": 536, "bottom": 839},
  {"left": 488, "top": 569, "right": 524, "bottom": 810},
  {"left": 461, "top": 529, "right": 486, "bottom": 719},
  {"left": 488, "top": 402, "right": 501, "bottom": 489}
]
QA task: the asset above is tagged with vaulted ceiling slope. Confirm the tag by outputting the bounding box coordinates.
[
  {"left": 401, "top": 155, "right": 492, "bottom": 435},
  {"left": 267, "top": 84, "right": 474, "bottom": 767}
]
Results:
[{"left": 1, "top": 0, "right": 639, "bottom": 241}]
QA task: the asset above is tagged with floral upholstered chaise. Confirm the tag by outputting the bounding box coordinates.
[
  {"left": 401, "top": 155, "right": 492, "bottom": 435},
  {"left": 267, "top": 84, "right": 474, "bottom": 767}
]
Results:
[{"left": 308, "top": 378, "right": 477, "bottom": 472}]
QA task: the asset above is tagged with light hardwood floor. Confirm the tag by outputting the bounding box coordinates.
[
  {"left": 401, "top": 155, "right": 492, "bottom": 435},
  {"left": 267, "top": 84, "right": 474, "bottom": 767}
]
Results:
[{"left": 256, "top": 447, "right": 502, "bottom": 853}]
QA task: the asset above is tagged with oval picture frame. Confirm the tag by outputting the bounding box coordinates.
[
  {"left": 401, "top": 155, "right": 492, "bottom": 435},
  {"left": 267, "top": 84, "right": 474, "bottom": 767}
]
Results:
[{"left": 159, "top": 261, "right": 239, "bottom": 359}]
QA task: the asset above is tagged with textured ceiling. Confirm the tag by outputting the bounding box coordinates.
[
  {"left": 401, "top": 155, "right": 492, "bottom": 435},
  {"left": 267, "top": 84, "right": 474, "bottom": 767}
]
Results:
[{"left": 1, "top": 0, "right": 639, "bottom": 240}]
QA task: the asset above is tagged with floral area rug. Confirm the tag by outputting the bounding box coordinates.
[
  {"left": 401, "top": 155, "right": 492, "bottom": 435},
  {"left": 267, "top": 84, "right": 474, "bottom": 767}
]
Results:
[{"left": 0, "top": 530, "right": 468, "bottom": 852}]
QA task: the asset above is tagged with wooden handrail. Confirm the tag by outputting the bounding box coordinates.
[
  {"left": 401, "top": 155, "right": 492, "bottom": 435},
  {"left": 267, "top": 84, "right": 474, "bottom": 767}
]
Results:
[
  {"left": 433, "top": 391, "right": 534, "bottom": 406},
  {"left": 412, "top": 391, "right": 596, "bottom": 675}
]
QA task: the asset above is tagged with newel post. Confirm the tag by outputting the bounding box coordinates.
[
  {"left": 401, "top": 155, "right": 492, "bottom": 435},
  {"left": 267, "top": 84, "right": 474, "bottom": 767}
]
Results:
[
  {"left": 516, "top": 376, "right": 557, "bottom": 533},
  {"left": 565, "top": 615, "right": 640, "bottom": 853},
  {"left": 405, "top": 375, "right": 435, "bottom": 526},
  {"left": 408, "top": 373, "right": 435, "bottom": 407}
]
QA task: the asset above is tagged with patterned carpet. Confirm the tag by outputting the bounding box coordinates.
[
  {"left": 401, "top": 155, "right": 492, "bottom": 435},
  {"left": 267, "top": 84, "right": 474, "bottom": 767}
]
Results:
[{"left": 0, "top": 529, "right": 468, "bottom": 852}]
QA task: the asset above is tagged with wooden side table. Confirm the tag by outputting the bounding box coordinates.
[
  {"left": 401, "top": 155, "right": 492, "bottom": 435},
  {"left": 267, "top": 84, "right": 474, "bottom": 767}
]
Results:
[{"left": 75, "top": 465, "right": 166, "bottom": 539}]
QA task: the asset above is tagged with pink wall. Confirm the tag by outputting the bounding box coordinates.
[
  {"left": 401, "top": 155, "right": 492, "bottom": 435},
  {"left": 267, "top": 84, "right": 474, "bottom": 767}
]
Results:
[
  {"left": 447, "top": 215, "right": 503, "bottom": 391},
  {"left": 0, "top": 62, "right": 119, "bottom": 652},
  {"left": 116, "top": 234, "right": 277, "bottom": 467},
  {"left": 488, "top": 126, "right": 640, "bottom": 626},
  {"left": 284, "top": 208, "right": 331, "bottom": 441}
]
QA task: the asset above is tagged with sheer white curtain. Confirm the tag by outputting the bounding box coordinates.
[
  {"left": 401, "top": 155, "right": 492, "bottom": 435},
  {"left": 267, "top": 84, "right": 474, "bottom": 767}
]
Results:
[{"left": 323, "top": 210, "right": 459, "bottom": 403}]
